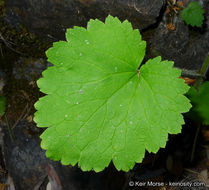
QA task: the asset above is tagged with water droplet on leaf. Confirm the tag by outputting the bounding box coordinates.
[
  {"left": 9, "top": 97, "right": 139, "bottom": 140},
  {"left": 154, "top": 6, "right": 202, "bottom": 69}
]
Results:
[
  {"left": 85, "top": 40, "right": 89, "bottom": 44},
  {"left": 79, "top": 90, "right": 83, "bottom": 94}
]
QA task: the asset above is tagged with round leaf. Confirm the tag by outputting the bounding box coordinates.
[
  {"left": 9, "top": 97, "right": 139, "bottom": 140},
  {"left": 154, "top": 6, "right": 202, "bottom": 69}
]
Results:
[
  {"left": 34, "top": 16, "right": 191, "bottom": 172},
  {"left": 181, "top": 1, "right": 204, "bottom": 27}
]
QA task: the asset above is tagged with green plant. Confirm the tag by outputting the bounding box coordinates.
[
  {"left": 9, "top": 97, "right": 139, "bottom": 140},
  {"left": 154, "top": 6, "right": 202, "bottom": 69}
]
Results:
[
  {"left": 186, "top": 81, "right": 209, "bottom": 162},
  {"left": 34, "top": 15, "right": 191, "bottom": 172},
  {"left": 0, "top": 95, "right": 6, "bottom": 116},
  {"left": 187, "top": 81, "right": 209, "bottom": 125},
  {"left": 181, "top": 1, "right": 204, "bottom": 27}
]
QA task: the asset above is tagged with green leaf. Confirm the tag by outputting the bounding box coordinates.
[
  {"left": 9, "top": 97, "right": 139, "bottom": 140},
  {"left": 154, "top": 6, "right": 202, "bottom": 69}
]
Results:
[
  {"left": 0, "top": 96, "right": 6, "bottom": 117},
  {"left": 181, "top": 1, "right": 204, "bottom": 27},
  {"left": 187, "top": 82, "right": 209, "bottom": 125},
  {"left": 34, "top": 15, "right": 191, "bottom": 172}
]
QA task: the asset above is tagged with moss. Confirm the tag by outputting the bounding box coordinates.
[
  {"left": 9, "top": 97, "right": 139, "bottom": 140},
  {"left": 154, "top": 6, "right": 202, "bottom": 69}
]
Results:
[
  {"left": 0, "top": 21, "right": 51, "bottom": 58},
  {"left": 0, "top": 0, "right": 51, "bottom": 121},
  {"left": 0, "top": 0, "right": 51, "bottom": 58}
]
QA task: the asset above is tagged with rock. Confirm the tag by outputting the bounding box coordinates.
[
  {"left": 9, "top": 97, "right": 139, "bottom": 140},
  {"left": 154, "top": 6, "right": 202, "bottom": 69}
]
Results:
[
  {"left": 3, "top": 0, "right": 209, "bottom": 76},
  {"left": 146, "top": 0, "right": 209, "bottom": 77},
  {"left": 12, "top": 57, "right": 52, "bottom": 81},
  {"left": 2, "top": 120, "right": 48, "bottom": 190},
  {"left": 5, "top": 0, "right": 165, "bottom": 40}
]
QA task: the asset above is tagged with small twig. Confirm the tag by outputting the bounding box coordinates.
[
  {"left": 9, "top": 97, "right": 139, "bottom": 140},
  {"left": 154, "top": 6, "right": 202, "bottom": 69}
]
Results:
[
  {"left": 191, "top": 123, "right": 201, "bottom": 162},
  {"left": 194, "top": 53, "right": 209, "bottom": 89},
  {"left": 22, "top": 104, "right": 31, "bottom": 120},
  {"left": 184, "top": 168, "right": 208, "bottom": 183},
  {"left": 167, "top": 0, "right": 184, "bottom": 14},
  {"left": 12, "top": 103, "right": 28, "bottom": 129},
  {"left": 167, "top": 0, "right": 175, "bottom": 6},
  {"left": 184, "top": 168, "right": 199, "bottom": 175},
  {"left": 33, "top": 174, "right": 48, "bottom": 190},
  {"left": 201, "top": 145, "right": 209, "bottom": 149},
  {"left": 0, "top": 33, "right": 25, "bottom": 55}
]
